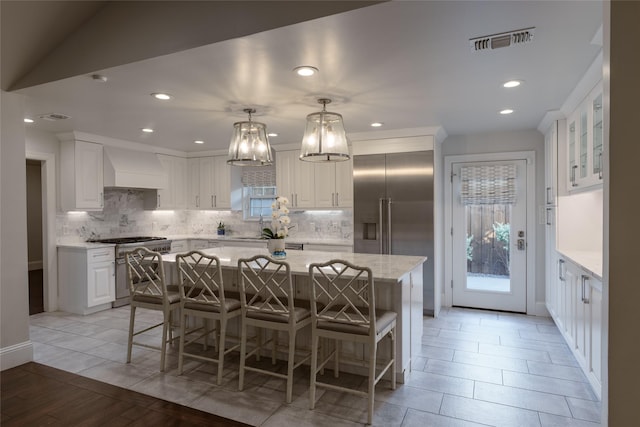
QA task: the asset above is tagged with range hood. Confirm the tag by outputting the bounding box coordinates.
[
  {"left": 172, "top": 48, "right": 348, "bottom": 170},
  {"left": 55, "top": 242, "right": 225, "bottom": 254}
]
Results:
[{"left": 103, "top": 146, "right": 168, "bottom": 189}]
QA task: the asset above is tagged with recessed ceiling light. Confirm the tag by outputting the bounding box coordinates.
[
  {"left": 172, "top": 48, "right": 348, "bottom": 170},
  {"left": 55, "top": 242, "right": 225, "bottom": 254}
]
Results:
[
  {"left": 194, "top": 140, "right": 204, "bottom": 144},
  {"left": 503, "top": 80, "right": 522, "bottom": 88},
  {"left": 141, "top": 128, "right": 154, "bottom": 133},
  {"left": 151, "top": 93, "right": 172, "bottom": 100},
  {"left": 293, "top": 66, "right": 318, "bottom": 77},
  {"left": 500, "top": 109, "right": 514, "bottom": 115},
  {"left": 370, "top": 122, "right": 383, "bottom": 127},
  {"left": 24, "top": 118, "right": 34, "bottom": 123},
  {"left": 267, "top": 133, "right": 278, "bottom": 137}
]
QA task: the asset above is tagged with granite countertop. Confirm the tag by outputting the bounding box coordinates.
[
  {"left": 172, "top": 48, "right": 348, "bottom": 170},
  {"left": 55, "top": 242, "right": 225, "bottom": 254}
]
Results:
[
  {"left": 162, "top": 247, "right": 426, "bottom": 282},
  {"left": 557, "top": 249, "right": 602, "bottom": 280}
]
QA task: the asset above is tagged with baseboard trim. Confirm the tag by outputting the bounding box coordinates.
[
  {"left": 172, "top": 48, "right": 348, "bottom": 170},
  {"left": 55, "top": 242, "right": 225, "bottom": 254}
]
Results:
[{"left": 0, "top": 340, "right": 34, "bottom": 371}]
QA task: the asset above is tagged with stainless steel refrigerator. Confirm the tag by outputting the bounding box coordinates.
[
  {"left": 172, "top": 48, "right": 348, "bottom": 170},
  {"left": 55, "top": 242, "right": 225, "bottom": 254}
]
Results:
[{"left": 353, "top": 151, "right": 434, "bottom": 313}]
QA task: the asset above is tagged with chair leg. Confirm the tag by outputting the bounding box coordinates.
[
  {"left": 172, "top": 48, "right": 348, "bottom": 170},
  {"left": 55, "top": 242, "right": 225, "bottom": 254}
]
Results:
[
  {"left": 178, "top": 311, "right": 187, "bottom": 375},
  {"left": 127, "top": 305, "right": 136, "bottom": 363},
  {"left": 334, "top": 339, "right": 340, "bottom": 378},
  {"left": 309, "top": 331, "right": 319, "bottom": 410},
  {"left": 286, "top": 330, "right": 296, "bottom": 404},
  {"left": 256, "top": 327, "right": 262, "bottom": 362},
  {"left": 367, "top": 340, "right": 377, "bottom": 425},
  {"left": 160, "top": 307, "right": 170, "bottom": 372},
  {"left": 272, "top": 330, "right": 278, "bottom": 365},
  {"left": 217, "top": 317, "right": 227, "bottom": 386},
  {"left": 391, "top": 327, "right": 396, "bottom": 390},
  {"left": 239, "top": 320, "right": 248, "bottom": 391}
]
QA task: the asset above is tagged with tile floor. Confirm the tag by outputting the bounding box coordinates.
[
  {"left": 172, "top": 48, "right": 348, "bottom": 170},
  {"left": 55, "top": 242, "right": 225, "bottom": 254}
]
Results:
[{"left": 29, "top": 307, "right": 602, "bottom": 426}]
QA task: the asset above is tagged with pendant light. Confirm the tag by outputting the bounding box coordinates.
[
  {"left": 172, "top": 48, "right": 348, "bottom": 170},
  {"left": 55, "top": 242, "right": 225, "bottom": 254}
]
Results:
[
  {"left": 299, "top": 98, "right": 350, "bottom": 162},
  {"left": 227, "top": 108, "right": 273, "bottom": 166}
]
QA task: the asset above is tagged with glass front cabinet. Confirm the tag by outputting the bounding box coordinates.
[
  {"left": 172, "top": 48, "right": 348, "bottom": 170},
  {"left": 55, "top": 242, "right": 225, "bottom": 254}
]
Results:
[{"left": 567, "top": 81, "right": 603, "bottom": 190}]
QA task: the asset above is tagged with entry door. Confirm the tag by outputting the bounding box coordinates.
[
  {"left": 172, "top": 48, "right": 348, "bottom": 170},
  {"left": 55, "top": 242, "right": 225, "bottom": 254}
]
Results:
[{"left": 451, "top": 160, "right": 527, "bottom": 312}]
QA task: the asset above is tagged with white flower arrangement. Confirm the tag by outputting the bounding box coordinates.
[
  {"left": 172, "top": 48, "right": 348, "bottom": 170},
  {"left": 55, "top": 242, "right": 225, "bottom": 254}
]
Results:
[{"left": 261, "top": 196, "right": 290, "bottom": 239}]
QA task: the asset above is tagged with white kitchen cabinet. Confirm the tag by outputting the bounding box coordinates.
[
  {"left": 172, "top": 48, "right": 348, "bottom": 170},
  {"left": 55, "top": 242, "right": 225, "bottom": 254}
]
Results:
[
  {"left": 144, "top": 154, "right": 187, "bottom": 210},
  {"left": 187, "top": 156, "right": 230, "bottom": 209},
  {"left": 276, "top": 150, "right": 314, "bottom": 208},
  {"left": 314, "top": 157, "right": 353, "bottom": 208},
  {"left": 548, "top": 255, "right": 602, "bottom": 398},
  {"left": 58, "top": 246, "right": 115, "bottom": 315},
  {"left": 566, "top": 82, "right": 603, "bottom": 191},
  {"left": 59, "top": 140, "right": 104, "bottom": 211}
]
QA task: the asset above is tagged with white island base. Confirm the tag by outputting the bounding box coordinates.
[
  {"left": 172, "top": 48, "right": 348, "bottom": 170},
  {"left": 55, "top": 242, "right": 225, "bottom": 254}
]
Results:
[{"left": 162, "top": 247, "right": 425, "bottom": 382}]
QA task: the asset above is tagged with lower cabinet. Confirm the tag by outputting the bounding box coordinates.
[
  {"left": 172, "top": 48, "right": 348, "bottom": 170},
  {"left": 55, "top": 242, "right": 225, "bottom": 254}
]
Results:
[
  {"left": 547, "top": 254, "right": 602, "bottom": 398},
  {"left": 58, "top": 246, "right": 115, "bottom": 315}
]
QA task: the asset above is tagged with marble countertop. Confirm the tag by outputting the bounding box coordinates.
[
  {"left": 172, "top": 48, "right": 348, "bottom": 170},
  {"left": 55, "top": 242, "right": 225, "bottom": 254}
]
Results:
[
  {"left": 162, "top": 247, "right": 426, "bottom": 282},
  {"left": 166, "top": 235, "right": 353, "bottom": 246},
  {"left": 557, "top": 249, "right": 602, "bottom": 280},
  {"left": 57, "top": 242, "right": 116, "bottom": 249}
]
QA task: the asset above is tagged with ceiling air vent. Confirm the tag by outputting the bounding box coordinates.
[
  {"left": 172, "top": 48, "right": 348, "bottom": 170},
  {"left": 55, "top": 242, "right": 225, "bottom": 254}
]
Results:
[
  {"left": 470, "top": 27, "right": 535, "bottom": 52},
  {"left": 39, "top": 113, "right": 71, "bottom": 121}
]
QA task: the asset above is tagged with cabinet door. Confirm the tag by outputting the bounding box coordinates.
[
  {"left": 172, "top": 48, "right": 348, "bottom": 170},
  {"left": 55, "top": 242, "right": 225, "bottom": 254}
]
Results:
[
  {"left": 578, "top": 108, "right": 589, "bottom": 182},
  {"left": 87, "top": 260, "right": 115, "bottom": 307},
  {"left": 187, "top": 158, "right": 200, "bottom": 209},
  {"left": 545, "top": 122, "right": 558, "bottom": 204},
  {"left": 213, "top": 155, "right": 231, "bottom": 208},
  {"left": 173, "top": 157, "right": 188, "bottom": 209},
  {"left": 199, "top": 157, "right": 216, "bottom": 209},
  {"left": 294, "top": 156, "right": 315, "bottom": 208},
  {"left": 590, "top": 278, "right": 603, "bottom": 383},
  {"left": 276, "top": 150, "right": 296, "bottom": 204},
  {"left": 591, "top": 92, "right": 604, "bottom": 182},
  {"left": 75, "top": 141, "right": 104, "bottom": 209},
  {"left": 574, "top": 274, "right": 588, "bottom": 364},
  {"left": 567, "top": 117, "right": 578, "bottom": 190},
  {"left": 314, "top": 162, "right": 336, "bottom": 207},
  {"left": 335, "top": 157, "right": 353, "bottom": 207},
  {"left": 157, "top": 154, "right": 175, "bottom": 208}
]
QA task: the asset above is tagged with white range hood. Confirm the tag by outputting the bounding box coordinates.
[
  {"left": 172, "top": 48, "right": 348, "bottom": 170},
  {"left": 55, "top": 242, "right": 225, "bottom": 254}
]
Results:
[{"left": 103, "top": 146, "right": 168, "bottom": 189}]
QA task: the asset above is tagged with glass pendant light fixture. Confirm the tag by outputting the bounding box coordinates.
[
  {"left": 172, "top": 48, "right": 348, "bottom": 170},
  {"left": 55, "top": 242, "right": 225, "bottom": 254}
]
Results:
[
  {"left": 227, "top": 108, "right": 273, "bottom": 166},
  {"left": 299, "top": 98, "right": 350, "bottom": 162}
]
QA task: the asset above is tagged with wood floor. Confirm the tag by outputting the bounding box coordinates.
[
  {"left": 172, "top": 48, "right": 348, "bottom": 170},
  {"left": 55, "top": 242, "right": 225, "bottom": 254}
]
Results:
[{"left": 1, "top": 362, "right": 250, "bottom": 426}]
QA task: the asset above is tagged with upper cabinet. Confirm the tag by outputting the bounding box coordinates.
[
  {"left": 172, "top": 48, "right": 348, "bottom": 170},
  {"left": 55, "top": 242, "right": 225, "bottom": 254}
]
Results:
[
  {"left": 60, "top": 140, "right": 104, "bottom": 211},
  {"left": 276, "top": 149, "right": 353, "bottom": 209},
  {"left": 566, "top": 82, "right": 603, "bottom": 191},
  {"left": 314, "top": 157, "right": 353, "bottom": 208},
  {"left": 187, "top": 155, "right": 231, "bottom": 210},
  {"left": 144, "top": 154, "right": 187, "bottom": 210},
  {"left": 276, "top": 150, "right": 315, "bottom": 208}
]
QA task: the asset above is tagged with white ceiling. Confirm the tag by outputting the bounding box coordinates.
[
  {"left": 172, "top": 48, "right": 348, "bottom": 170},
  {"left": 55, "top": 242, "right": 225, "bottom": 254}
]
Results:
[{"left": 14, "top": 1, "right": 603, "bottom": 153}]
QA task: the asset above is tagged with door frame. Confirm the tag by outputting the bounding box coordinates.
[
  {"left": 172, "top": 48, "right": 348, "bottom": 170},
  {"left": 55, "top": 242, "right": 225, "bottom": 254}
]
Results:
[
  {"left": 26, "top": 151, "right": 57, "bottom": 312},
  {"left": 444, "top": 151, "right": 536, "bottom": 314}
]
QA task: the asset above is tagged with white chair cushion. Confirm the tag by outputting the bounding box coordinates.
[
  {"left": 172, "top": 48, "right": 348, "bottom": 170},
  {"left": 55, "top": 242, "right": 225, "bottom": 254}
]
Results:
[{"left": 316, "top": 309, "right": 396, "bottom": 336}]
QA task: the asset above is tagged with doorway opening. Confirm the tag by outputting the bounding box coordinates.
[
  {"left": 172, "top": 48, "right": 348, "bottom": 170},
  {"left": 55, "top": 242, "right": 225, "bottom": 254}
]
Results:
[
  {"left": 26, "top": 159, "right": 44, "bottom": 314},
  {"left": 444, "top": 152, "right": 536, "bottom": 314}
]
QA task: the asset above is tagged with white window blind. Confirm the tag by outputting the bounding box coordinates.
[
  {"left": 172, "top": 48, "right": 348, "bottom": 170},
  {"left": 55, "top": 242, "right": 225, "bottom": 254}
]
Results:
[
  {"left": 460, "top": 164, "right": 517, "bottom": 205},
  {"left": 241, "top": 169, "right": 276, "bottom": 187}
]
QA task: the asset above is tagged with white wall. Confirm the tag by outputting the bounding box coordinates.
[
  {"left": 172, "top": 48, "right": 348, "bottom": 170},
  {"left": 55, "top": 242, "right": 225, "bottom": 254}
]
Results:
[
  {"left": 0, "top": 90, "right": 33, "bottom": 369},
  {"left": 439, "top": 129, "right": 547, "bottom": 309},
  {"left": 557, "top": 189, "right": 603, "bottom": 253}
]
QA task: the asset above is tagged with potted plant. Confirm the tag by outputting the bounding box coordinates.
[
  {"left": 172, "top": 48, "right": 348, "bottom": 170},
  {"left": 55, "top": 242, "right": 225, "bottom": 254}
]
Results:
[
  {"left": 261, "top": 196, "right": 290, "bottom": 258},
  {"left": 217, "top": 221, "right": 225, "bottom": 236}
]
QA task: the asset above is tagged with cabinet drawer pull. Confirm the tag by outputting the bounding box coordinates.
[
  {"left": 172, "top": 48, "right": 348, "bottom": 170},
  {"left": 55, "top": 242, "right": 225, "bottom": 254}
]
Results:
[{"left": 558, "top": 259, "right": 565, "bottom": 281}]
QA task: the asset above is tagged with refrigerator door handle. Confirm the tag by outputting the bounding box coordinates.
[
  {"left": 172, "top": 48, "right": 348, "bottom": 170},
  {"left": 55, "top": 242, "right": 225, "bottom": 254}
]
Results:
[
  {"left": 387, "top": 198, "right": 392, "bottom": 254},
  {"left": 378, "top": 198, "right": 384, "bottom": 254}
]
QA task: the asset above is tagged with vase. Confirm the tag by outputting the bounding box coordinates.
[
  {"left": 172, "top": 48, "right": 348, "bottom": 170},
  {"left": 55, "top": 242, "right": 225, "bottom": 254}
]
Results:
[{"left": 267, "top": 238, "right": 286, "bottom": 259}]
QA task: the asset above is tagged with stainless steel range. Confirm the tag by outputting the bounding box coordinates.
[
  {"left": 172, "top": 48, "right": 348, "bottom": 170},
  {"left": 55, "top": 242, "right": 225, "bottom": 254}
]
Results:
[{"left": 87, "top": 236, "right": 172, "bottom": 307}]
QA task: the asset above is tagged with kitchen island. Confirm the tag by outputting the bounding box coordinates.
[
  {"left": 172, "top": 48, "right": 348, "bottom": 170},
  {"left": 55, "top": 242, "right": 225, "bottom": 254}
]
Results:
[{"left": 162, "top": 247, "right": 425, "bottom": 382}]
